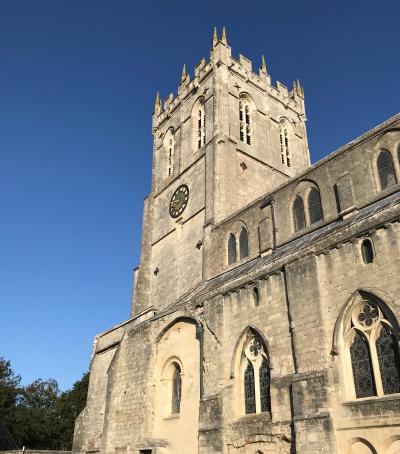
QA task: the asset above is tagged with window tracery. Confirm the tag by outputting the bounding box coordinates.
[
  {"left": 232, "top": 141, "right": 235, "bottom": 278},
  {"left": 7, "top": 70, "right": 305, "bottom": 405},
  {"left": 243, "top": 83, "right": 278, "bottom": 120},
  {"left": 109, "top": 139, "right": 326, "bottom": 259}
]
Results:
[
  {"left": 344, "top": 298, "right": 400, "bottom": 399},
  {"left": 292, "top": 183, "right": 324, "bottom": 232},
  {"left": 241, "top": 331, "right": 271, "bottom": 415}
]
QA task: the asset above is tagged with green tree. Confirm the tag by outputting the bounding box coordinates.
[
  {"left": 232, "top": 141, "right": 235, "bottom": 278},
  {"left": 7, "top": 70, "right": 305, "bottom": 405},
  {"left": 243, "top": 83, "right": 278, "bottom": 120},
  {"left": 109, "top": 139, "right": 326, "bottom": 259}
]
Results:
[
  {"left": 0, "top": 357, "right": 21, "bottom": 434},
  {"left": 51, "top": 372, "right": 89, "bottom": 449}
]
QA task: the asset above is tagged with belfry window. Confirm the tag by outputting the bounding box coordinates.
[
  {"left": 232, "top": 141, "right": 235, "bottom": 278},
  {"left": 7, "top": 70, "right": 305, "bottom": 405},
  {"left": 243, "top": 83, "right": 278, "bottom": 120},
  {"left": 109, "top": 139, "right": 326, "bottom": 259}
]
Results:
[
  {"left": 293, "top": 196, "right": 306, "bottom": 231},
  {"left": 344, "top": 297, "right": 400, "bottom": 399},
  {"left": 171, "top": 363, "right": 182, "bottom": 414},
  {"left": 279, "top": 119, "right": 291, "bottom": 167},
  {"left": 164, "top": 129, "right": 175, "bottom": 178},
  {"left": 193, "top": 97, "right": 206, "bottom": 151},
  {"left": 239, "top": 96, "right": 252, "bottom": 145},
  {"left": 240, "top": 330, "right": 271, "bottom": 415},
  {"left": 377, "top": 150, "right": 397, "bottom": 191}
]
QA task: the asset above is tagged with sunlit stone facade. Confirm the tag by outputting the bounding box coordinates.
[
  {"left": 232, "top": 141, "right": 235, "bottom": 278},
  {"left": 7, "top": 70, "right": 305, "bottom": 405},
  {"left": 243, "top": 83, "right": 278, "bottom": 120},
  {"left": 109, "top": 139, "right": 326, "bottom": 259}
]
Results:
[{"left": 73, "top": 29, "right": 400, "bottom": 454}]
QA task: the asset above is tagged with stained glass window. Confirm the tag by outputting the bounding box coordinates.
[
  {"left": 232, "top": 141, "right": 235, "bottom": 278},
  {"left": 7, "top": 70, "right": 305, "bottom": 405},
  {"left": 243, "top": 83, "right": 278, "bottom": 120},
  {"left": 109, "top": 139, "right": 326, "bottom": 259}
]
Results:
[
  {"left": 293, "top": 196, "right": 306, "bottom": 231},
  {"left": 244, "top": 361, "right": 256, "bottom": 414},
  {"left": 377, "top": 150, "right": 397, "bottom": 191},
  {"left": 376, "top": 324, "right": 400, "bottom": 395},
  {"left": 239, "top": 227, "right": 249, "bottom": 259},
  {"left": 228, "top": 234, "right": 237, "bottom": 265},
  {"left": 350, "top": 331, "right": 376, "bottom": 398},
  {"left": 308, "top": 188, "right": 323, "bottom": 224},
  {"left": 171, "top": 363, "right": 182, "bottom": 414},
  {"left": 259, "top": 357, "right": 271, "bottom": 412}
]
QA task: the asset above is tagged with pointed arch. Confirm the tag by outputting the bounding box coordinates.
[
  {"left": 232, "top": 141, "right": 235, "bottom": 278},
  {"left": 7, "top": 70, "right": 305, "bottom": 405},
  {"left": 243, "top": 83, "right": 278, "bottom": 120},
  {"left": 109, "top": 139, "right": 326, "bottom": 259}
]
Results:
[
  {"left": 308, "top": 187, "right": 323, "bottom": 224},
  {"left": 192, "top": 96, "right": 206, "bottom": 151},
  {"left": 333, "top": 289, "right": 400, "bottom": 400},
  {"left": 228, "top": 233, "right": 237, "bottom": 265}
]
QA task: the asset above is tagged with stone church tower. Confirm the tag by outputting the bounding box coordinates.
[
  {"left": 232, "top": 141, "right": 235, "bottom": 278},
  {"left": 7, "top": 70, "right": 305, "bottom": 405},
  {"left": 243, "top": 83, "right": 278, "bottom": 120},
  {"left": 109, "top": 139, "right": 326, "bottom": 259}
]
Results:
[{"left": 73, "top": 29, "right": 400, "bottom": 454}]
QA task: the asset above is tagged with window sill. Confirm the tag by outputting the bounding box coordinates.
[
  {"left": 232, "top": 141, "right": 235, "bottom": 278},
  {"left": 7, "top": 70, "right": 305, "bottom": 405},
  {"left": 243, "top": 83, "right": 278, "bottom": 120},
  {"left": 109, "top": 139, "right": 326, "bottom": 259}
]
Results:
[
  {"left": 163, "top": 413, "right": 180, "bottom": 420},
  {"left": 343, "top": 393, "right": 400, "bottom": 406}
]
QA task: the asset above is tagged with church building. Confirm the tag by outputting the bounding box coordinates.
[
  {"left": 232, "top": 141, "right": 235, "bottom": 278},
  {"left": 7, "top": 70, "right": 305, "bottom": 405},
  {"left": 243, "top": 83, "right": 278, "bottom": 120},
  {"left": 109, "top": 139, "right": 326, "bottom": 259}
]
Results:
[{"left": 72, "top": 29, "right": 400, "bottom": 454}]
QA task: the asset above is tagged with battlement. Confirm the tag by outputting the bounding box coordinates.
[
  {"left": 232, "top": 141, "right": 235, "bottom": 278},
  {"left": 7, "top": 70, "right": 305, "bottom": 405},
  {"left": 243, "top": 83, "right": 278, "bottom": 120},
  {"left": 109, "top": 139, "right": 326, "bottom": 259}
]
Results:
[{"left": 152, "top": 27, "right": 305, "bottom": 130}]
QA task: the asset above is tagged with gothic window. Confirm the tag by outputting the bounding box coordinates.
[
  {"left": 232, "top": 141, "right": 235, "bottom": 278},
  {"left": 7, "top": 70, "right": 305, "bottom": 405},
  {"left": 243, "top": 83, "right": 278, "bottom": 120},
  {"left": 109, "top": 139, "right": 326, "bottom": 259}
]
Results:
[
  {"left": 377, "top": 150, "right": 397, "bottom": 191},
  {"left": 228, "top": 233, "right": 237, "bottom": 265},
  {"left": 344, "top": 297, "right": 400, "bottom": 400},
  {"left": 164, "top": 129, "right": 175, "bottom": 178},
  {"left": 361, "top": 239, "right": 374, "bottom": 264},
  {"left": 171, "top": 363, "right": 182, "bottom": 414},
  {"left": 293, "top": 195, "right": 306, "bottom": 231},
  {"left": 244, "top": 360, "right": 256, "bottom": 414},
  {"left": 259, "top": 357, "right": 271, "bottom": 412},
  {"left": 376, "top": 324, "right": 400, "bottom": 395},
  {"left": 280, "top": 119, "right": 291, "bottom": 167},
  {"left": 239, "top": 227, "right": 249, "bottom": 259},
  {"left": 192, "top": 97, "right": 206, "bottom": 151},
  {"left": 239, "top": 96, "right": 252, "bottom": 145},
  {"left": 350, "top": 331, "right": 376, "bottom": 398},
  {"left": 308, "top": 187, "right": 323, "bottom": 224},
  {"left": 239, "top": 330, "right": 271, "bottom": 415}
]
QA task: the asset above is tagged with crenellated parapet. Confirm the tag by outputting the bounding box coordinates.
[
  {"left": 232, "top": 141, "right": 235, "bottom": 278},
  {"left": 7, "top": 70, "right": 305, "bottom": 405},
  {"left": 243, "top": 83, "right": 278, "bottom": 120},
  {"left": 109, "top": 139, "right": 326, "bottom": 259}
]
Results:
[{"left": 152, "top": 27, "right": 305, "bottom": 132}]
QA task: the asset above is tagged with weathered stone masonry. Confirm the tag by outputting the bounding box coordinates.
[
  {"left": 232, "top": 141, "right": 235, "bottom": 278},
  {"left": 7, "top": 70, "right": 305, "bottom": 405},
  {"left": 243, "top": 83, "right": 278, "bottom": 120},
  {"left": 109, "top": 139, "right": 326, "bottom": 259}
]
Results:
[{"left": 73, "top": 29, "right": 400, "bottom": 454}]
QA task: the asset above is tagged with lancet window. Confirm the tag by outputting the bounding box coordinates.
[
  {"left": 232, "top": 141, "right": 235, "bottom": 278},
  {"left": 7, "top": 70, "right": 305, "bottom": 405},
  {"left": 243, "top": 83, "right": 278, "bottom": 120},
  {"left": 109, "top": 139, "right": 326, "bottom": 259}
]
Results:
[
  {"left": 171, "top": 363, "right": 182, "bottom": 414},
  {"left": 279, "top": 119, "right": 291, "bottom": 167},
  {"left": 164, "top": 128, "right": 175, "bottom": 178},
  {"left": 377, "top": 149, "right": 397, "bottom": 191},
  {"left": 239, "top": 95, "right": 252, "bottom": 145},
  {"left": 293, "top": 195, "right": 306, "bottom": 231},
  {"left": 292, "top": 183, "right": 324, "bottom": 232},
  {"left": 193, "top": 97, "right": 206, "bottom": 151},
  {"left": 227, "top": 224, "right": 249, "bottom": 266}
]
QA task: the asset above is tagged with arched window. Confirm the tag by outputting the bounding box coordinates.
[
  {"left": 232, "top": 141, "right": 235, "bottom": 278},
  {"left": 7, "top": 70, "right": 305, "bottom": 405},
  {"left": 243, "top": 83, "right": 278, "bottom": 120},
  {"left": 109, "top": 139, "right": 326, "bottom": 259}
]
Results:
[
  {"left": 228, "top": 234, "right": 237, "bottom": 265},
  {"left": 279, "top": 119, "right": 290, "bottom": 167},
  {"left": 259, "top": 357, "right": 271, "bottom": 412},
  {"left": 253, "top": 287, "right": 260, "bottom": 307},
  {"left": 361, "top": 239, "right": 374, "bottom": 264},
  {"left": 171, "top": 363, "right": 182, "bottom": 414},
  {"left": 350, "top": 331, "right": 376, "bottom": 398},
  {"left": 293, "top": 196, "right": 306, "bottom": 231},
  {"left": 344, "top": 297, "right": 400, "bottom": 399},
  {"left": 239, "top": 96, "right": 252, "bottom": 145},
  {"left": 308, "top": 187, "right": 323, "bottom": 224},
  {"left": 377, "top": 150, "right": 397, "bottom": 191},
  {"left": 239, "top": 227, "right": 249, "bottom": 259},
  {"left": 244, "top": 360, "right": 256, "bottom": 414},
  {"left": 238, "top": 330, "right": 271, "bottom": 415},
  {"left": 164, "top": 129, "right": 175, "bottom": 178},
  {"left": 192, "top": 98, "right": 205, "bottom": 151},
  {"left": 376, "top": 324, "right": 400, "bottom": 395}
]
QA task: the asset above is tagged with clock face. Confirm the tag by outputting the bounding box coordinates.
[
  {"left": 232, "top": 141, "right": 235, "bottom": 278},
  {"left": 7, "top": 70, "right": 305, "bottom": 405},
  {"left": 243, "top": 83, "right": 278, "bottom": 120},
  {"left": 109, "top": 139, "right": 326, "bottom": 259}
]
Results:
[{"left": 169, "top": 184, "right": 189, "bottom": 218}]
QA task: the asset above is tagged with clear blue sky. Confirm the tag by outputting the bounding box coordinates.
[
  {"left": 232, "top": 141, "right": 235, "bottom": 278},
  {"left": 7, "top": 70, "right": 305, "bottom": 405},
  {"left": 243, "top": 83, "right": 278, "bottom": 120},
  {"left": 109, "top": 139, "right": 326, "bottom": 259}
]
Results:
[{"left": 1, "top": 0, "right": 399, "bottom": 390}]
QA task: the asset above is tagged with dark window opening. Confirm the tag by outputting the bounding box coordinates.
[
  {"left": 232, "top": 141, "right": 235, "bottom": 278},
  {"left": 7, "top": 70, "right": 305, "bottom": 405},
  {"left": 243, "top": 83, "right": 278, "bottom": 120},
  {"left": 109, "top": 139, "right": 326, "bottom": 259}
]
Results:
[
  {"left": 259, "top": 357, "right": 271, "bottom": 412},
  {"left": 239, "top": 227, "right": 249, "bottom": 259},
  {"left": 361, "top": 239, "right": 374, "bottom": 264},
  {"left": 253, "top": 287, "right": 260, "bottom": 306},
  {"left": 171, "top": 363, "right": 182, "bottom": 414},
  {"left": 350, "top": 330, "right": 376, "bottom": 398},
  {"left": 377, "top": 150, "right": 397, "bottom": 191},
  {"left": 228, "top": 234, "right": 237, "bottom": 265},
  {"left": 293, "top": 196, "right": 306, "bottom": 231},
  {"left": 308, "top": 188, "right": 323, "bottom": 224},
  {"left": 376, "top": 324, "right": 400, "bottom": 395}
]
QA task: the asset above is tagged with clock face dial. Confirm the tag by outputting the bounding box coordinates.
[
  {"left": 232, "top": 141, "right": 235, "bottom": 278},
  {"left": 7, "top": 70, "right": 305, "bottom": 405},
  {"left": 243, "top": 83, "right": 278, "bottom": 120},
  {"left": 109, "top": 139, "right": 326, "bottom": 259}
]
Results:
[{"left": 169, "top": 184, "right": 189, "bottom": 218}]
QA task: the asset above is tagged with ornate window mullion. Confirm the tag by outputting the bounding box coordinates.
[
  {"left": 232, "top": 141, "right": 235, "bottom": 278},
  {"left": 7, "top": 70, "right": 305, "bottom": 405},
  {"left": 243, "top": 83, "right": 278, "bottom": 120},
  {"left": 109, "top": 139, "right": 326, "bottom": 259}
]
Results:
[
  {"left": 253, "top": 364, "right": 262, "bottom": 413},
  {"left": 369, "top": 334, "right": 384, "bottom": 397}
]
